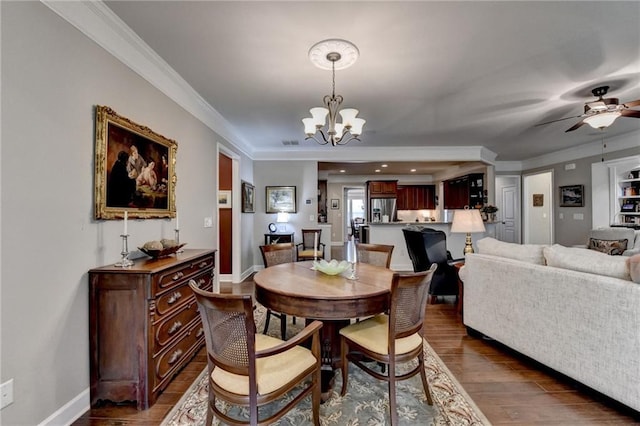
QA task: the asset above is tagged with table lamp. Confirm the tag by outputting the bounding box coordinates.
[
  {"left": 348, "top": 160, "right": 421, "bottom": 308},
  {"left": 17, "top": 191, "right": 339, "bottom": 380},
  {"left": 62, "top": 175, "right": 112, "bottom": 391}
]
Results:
[
  {"left": 451, "top": 207, "right": 485, "bottom": 255},
  {"left": 276, "top": 212, "right": 289, "bottom": 232}
]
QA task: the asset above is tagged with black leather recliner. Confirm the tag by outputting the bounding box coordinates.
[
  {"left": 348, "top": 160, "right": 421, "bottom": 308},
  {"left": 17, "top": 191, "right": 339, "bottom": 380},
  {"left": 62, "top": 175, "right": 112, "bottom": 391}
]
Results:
[{"left": 402, "top": 227, "right": 460, "bottom": 299}]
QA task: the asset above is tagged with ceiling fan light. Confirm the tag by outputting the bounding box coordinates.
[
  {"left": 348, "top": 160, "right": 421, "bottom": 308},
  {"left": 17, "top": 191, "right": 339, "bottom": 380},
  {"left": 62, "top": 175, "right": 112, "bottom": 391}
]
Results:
[
  {"left": 309, "top": 107, "right": 329, "bottom": 126},
  {"left": 350, "top": 118, "right": 366, "bottom": 136},
  {"left": 584, "top": 111, "right": 621, "bottom": 129},
  {"left": 302, "top": 118, "right": 318, "bottom": 135},
  {"left": 339, "top": 108, "right": 359, "bottom": 127}
]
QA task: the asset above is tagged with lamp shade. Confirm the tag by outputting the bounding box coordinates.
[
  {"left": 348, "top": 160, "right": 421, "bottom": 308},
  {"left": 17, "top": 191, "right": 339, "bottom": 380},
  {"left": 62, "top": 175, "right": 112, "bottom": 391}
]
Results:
[
  {"left": 276, "top": 212, "right": 289, "bottom": 223},
  {"left": 451, "top": 209, "right": 486, "bottom": 233},
  {"left": 584, "top": 112, "right": 621, "bottom": 129}
]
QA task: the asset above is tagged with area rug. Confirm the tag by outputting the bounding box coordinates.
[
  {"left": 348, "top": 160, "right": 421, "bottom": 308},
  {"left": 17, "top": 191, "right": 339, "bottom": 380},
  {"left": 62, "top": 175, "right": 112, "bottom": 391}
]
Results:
[{"left": 162, "top": 306, "right": 490, "bottom": 425}]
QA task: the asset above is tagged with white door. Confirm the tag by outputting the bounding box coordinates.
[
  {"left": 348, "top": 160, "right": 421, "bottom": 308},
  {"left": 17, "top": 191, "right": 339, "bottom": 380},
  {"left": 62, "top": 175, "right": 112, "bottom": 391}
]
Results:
[
  {"left": 496, "top": 175, "right": 521, "bottom": 243},
  {"left": 523, "top": 171, "right": 554, "bottom": 245}
]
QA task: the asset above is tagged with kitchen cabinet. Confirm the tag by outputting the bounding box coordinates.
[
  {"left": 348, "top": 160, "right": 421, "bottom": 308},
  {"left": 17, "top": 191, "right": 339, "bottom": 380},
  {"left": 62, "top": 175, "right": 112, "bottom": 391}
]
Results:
[
  {"left": 443, "top": 173, "right": 484, "bottom": 209},
  {"left": 367, "top": 180, "right": 398, "bottom": 198},
  {"left": 397, "top": 185, "right": 436, "bottom": 210}
]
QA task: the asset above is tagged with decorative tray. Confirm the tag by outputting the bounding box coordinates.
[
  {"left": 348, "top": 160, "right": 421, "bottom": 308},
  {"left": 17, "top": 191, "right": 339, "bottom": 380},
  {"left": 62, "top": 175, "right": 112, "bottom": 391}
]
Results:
[
  {"left": 312, "top": 259, "right": 350, "bottom": 275},
  {"left": 138, "top": 243, "right": 186, "bottom": 259}
]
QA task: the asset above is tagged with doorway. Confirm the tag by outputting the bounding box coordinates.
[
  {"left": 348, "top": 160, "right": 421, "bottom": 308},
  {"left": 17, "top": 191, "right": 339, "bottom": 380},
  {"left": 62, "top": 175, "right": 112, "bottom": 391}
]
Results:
[
  {"left": 343, "top": 186, "right": 365, "bottom": 241},
  {"left": 495, "top": 175, "right": 521, "bottom": 243},
  {"left": 523, "top": 170, "right": 554, "bottom": 244}
]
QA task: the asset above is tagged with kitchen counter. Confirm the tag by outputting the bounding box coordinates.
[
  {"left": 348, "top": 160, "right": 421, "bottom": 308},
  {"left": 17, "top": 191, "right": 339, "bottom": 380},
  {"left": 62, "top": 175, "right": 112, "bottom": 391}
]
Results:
[{"left": 368, "top": 221, "right": 495, "bottom": 271}]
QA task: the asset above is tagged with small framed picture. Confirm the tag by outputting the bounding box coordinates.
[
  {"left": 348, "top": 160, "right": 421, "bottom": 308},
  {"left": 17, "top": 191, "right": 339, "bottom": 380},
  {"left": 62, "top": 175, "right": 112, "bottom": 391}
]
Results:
[
  {"left": 241, "top": 181, "right": 255, "bottom": 213},
  {"left": 266, "top": 186, "right": 297, "bottom": 213},
  {"left": 218, "top": 190, "right": 232, "bottom": 208},
  {"left": 330, "top": 199, "right": 340, "bottom": 209},
  {"left": 559, "top": 185, "right": 584, "bottom": 207},
  {"left": 532, "top": 194, "right": 544, "bottom": 207}
]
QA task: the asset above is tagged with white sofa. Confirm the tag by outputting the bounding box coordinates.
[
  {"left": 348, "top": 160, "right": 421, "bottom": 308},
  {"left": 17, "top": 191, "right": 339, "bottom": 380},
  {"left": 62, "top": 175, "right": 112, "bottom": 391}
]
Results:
[
  {"left": 584, "top": 227, "right": 640, "bottom": 256},
  {"left": 459, "top": 238, "right": 640, "bottom": 413}
]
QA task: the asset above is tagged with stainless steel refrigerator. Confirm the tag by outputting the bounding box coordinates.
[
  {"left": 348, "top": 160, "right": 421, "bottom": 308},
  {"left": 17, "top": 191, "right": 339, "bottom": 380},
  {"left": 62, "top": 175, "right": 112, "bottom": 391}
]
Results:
[{"left": 370, "top": 198, "right": 397, "bottom": 223}]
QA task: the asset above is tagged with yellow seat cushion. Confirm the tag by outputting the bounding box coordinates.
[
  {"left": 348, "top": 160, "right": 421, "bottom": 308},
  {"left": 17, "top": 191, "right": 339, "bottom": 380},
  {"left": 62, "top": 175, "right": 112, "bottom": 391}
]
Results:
[
  {"left": 211, "top": 333, "right": 316, "bottom": 396},
  {"left": 339, "top": 314, "right": 423, "bottom": 355},
  {"left": 298, "top": 249, "right": 324, "bottom": 258}
]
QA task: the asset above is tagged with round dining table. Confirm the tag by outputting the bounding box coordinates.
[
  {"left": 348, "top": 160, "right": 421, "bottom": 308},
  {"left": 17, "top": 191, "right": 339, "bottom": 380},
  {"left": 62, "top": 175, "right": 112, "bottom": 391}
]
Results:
[{"left": 254, "top": 261, "right": 394, "bottom": 369}]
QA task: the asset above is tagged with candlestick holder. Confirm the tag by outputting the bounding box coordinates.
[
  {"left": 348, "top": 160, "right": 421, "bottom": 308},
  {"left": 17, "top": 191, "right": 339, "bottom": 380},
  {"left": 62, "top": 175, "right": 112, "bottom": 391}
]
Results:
[
  {"left": 174, "top": 229, "right": 184, "bottom": 253},
  {"left": 115, "top": 234, "right": 134, "bottom": 267}
]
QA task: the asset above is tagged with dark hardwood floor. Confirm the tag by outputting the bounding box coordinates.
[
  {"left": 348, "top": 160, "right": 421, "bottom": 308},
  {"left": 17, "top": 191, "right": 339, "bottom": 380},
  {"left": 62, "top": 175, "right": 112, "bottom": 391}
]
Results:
[{"left": 74, "top": 277, "right": 640, "bottom": 425}]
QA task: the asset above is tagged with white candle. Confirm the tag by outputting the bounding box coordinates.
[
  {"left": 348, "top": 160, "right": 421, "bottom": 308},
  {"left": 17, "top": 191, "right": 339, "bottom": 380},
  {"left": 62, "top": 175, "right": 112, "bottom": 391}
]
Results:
[
  {"left": 313, "top": 232, "right": 318, "bottom": 259},
  {"left": 123, "top": 211, "right": 128, "bottom": 235},
  {"left": 175, "top": 212, "right": 179, "bottom": 230}
]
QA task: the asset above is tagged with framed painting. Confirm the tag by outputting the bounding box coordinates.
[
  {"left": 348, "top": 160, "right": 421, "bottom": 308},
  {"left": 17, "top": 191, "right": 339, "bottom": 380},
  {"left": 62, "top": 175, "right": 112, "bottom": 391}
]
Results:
[
  {"left": 218, "top": 190, "right": 232, "bottom": 208},
  {"left": 266, "top": 186, "right": 297, "bottom": 213},
  {"left": 241, "top": 181, "right": 255, "bottom": 213},
  {"left": 331, "top": 199, "right": 340, "bottom": 209},
  {"left": 559, "top": 185, "right": 584, "bottom": 207},
  {"left": 532, "top": 194, "right": 544, "bottom": 207},
  {"left": 94, "top": 106, "right": 177, "bottom": 219}
]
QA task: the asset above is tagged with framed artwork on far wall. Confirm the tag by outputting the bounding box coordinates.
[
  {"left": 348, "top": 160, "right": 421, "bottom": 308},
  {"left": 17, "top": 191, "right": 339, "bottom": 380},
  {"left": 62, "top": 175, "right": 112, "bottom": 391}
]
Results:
[
  {"left": 559, "top": 185, "right": 584, "bottom": 207},
  {"left": 94, "top": 105, "right": 177, "bottom": 220},
  {"left": 266, "top": 186, "right": 297, "bottom": 213},
  {"left": 218, "top": 190, "right": 232, "bottom": 208},
  {"left": 241, "top": 181, "right": 255, "bottom": 213},
  {"left": 330, "top": 199, "right": 340, "bottom": 209}
]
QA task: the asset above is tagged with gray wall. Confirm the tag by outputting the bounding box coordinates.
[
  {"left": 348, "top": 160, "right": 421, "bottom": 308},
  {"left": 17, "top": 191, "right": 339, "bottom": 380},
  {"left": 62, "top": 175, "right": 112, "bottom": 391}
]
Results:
[
  {"left": 252, "top": 160, "right": 319, "bottom": 265},
  {"left": 0, "top": 3, "right": 252, "bottom": 424},
  {"left": 524, "top": 145, "right": 640, "bottom": 246}
]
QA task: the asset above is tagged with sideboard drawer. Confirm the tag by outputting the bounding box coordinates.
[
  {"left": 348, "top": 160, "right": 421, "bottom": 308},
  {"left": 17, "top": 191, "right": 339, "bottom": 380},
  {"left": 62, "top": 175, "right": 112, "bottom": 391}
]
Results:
[
  {"left": 154, "top": 255, "right": 214, "bottom": 295},
  {"left": 153, "top": 300, "right": 200, "bottom": 349},
  {"left": 155, "top": 270, "right": 212, "bottom": 317}
]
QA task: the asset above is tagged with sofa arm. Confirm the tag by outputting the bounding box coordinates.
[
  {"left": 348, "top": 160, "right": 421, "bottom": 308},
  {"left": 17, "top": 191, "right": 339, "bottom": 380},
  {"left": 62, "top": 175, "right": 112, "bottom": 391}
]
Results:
[{"left": 623, "top": 247, "right": 640, "bottom": 256}]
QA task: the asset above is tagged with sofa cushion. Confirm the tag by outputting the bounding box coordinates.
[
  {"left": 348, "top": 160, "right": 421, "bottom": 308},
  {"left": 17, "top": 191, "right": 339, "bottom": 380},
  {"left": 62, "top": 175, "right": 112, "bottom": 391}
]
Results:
[
  {"left": 588, "top": 238, "right": 628, "bottom": 255},
  {"left": 543, "top": 244, "right": 631, "bottom": 281},
  {"left": 628, "top": 254, "right": 640, "bottom": 284},
  {"left": 476, "top": 237, "right": 546, "bottom": 264}
]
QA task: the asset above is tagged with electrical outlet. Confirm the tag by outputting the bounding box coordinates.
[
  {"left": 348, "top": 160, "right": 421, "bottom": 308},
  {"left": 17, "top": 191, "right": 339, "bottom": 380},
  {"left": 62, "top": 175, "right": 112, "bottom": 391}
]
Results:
[
  {"left": 1, "top": 379, "right": 14, "bottom": 409},
  {"left": 204, "top": 217, "right": 213, "bottom": 228}
]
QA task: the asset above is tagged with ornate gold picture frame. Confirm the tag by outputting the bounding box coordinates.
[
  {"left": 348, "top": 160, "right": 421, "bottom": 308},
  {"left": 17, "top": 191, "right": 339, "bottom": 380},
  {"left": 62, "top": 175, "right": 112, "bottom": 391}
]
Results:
[{"left": 94, "top": 105, "right": 177, "bottom": 219}]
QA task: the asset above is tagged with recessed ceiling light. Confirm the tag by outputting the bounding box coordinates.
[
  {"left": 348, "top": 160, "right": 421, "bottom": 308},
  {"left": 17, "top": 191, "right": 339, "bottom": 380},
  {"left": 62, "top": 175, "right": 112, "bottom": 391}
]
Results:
[
  {"left": 381, "top": 164, "right": 388, "bottom": 168},
  {"left": 340, "top": 169, "right": 346, "bottom": 173},
  {"left": 375, "top": 169, "right": 381, "bottom": 173},
  {"left": 410, "top": 169, "right": 417, "bottom": 172}
]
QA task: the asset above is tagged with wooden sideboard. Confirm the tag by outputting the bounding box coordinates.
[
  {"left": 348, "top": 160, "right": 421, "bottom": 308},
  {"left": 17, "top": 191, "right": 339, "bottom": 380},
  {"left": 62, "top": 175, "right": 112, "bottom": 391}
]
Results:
[{"left": 89, "top": 249, "right": 216, "bottom": 410}]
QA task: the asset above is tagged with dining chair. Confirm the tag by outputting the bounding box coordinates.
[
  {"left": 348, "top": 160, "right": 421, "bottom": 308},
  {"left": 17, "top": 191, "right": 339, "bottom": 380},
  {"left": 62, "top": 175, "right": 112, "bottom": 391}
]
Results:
[
  {"left": 339, "top": 264, "right": 437, "bottom": 425},
  {"left": 189, "top": 281, "right": 323, "bottom": 426},
  {"left": 259, "top": 243, "right": 296, "bottom": 340},
  {"left": 296, "top": 229, "right": 325, "bottom": 261},
  {"left": 356, "top": 243, "right": 394, "bottom": 268}
]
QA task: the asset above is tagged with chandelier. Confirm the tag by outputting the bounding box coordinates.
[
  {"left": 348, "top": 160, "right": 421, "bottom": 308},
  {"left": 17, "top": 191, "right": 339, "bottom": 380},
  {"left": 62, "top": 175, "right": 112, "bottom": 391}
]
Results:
[{"left": 302, "top": 39, "right": 365, "bottom": 146}]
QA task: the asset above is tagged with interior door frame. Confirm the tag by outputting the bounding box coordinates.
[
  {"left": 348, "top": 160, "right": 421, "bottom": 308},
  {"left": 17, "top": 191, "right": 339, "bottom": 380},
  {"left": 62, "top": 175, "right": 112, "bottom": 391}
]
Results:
[
  {"left": 495, "top": 175, "right": 522, "bottom": 243},
  {"left": 217, "top": 144, "right": 241, "bottom": 286}
]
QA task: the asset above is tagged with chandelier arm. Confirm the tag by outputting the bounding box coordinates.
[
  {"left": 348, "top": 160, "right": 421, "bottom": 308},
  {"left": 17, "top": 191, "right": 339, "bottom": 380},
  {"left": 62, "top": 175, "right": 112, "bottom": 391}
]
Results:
[
  {"left": 305, "top": 131, "right": 330, "bottom": 145},
  {"left": 334, "top": 134, "right": 361, "bottom": 146}
]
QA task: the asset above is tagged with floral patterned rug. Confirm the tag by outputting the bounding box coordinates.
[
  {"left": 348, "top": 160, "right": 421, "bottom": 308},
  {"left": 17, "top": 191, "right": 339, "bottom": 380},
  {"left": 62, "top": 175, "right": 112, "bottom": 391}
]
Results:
[{"left": 161, "top": 307, "right": 490, "bottom": 425}]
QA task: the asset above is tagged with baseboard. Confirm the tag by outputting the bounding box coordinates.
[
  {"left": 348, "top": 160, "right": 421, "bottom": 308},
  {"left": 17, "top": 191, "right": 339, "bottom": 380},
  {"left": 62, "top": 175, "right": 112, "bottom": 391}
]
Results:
[{"left": 37, "top": 387, "right": 89, "bottom": 426}]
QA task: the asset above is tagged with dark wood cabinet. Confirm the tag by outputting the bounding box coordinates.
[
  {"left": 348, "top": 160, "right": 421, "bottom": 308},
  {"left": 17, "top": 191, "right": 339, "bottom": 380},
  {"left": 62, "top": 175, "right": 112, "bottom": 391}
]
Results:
[
  {"left": 443, "top": 173, "right": 484, "bottom": 209},
  {"left": 397, "top": 185, "right": 436, "bottom": 210},
  {"left": 264, "top": 232, "right": 294, "bottom": 245},
  {"left": 89, "top": 249, "right": 216, "bottom": 410},
  {"left": 367, "top": 180, "right": 398, "bottom": 198}
]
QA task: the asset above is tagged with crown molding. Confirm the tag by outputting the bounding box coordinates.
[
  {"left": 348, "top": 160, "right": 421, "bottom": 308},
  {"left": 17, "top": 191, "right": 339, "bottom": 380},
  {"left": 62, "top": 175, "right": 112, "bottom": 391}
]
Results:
[{"left": 40, "top": 0, "right": 254, "bottom": 158}]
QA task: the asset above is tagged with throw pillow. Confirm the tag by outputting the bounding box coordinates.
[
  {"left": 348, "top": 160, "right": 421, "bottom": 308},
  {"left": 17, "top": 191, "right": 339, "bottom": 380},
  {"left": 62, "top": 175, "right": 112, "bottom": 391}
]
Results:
[
  {"left": 628, "top": 254, "right": 640, "bottom": 284},
  {"left": 588, "top": 238, "right": 628, "bottom": 256},
  {"left": 544, "top": 244, "right": 631, "bottom": 281}
]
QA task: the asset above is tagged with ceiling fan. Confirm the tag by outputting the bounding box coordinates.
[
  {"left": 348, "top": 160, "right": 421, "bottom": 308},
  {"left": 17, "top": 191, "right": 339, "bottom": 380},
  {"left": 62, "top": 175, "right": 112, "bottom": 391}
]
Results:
[{"left": 536, "top": 86, "right": 640, "bottom": 132}]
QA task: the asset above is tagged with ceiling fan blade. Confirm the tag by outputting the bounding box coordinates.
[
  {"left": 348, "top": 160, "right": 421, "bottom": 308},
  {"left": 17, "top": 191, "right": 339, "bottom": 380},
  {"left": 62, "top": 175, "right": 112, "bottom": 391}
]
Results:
[
  {"left": 621, "top": 109, "right": 640, "bottom": 118},
  {"left": 565, "top": 120, "right": 586, "bottom": 132},
  {"left": 534, "top": 114, "right": 583, "bottom": 127},
  {"left": 623, "top": 99, "right": 640, "bottom": 108}
]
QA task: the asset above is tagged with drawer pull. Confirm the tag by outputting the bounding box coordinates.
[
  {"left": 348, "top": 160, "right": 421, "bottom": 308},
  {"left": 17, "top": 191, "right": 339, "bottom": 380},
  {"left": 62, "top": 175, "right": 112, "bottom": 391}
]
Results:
[
  {"left": 168, "top": 321, "right": 183, "bottom": 335},
  {"left": 172, "top": 272, "right": 184, "bottom": 281},
  {"left": 168, "top": 349, "right": 183, "bottom": 365},
  {"left": 196, "top": 327, "right": 204, "bottom": 338},
  {"left": 198, "top": 261, "right": 208, "bottom": 268},
  {"left": 167, "top": 291, "right": 182, "bottom": 305}
]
